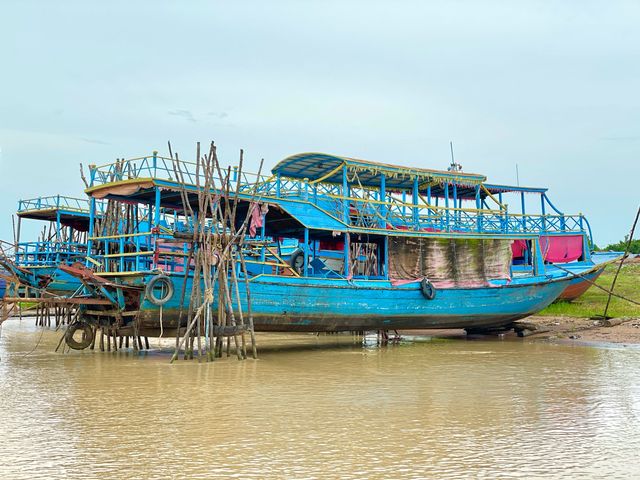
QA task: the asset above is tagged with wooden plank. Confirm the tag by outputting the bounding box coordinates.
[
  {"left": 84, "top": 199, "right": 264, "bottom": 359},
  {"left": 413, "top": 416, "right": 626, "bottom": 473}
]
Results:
[
  {"left": 602, "top": 317, "right": 636, "bottom": 327},
  {"left": 2, "top": 297, "right": 113, "bottom": 305},
  {"left": 84, "top": 310, "right": 138, "bottom": 316}
]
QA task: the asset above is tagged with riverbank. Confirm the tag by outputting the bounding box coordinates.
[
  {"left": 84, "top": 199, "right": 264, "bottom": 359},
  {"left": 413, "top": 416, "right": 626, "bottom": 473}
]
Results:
[
  {"left": 520, "top": 315, "right": 640, "bottom": 345},
  {"left": 526, "top": 261, "right": 640, "bottom": 344},
  {"left": 539, "top": 261, "right": 640, "bottom": 318}
]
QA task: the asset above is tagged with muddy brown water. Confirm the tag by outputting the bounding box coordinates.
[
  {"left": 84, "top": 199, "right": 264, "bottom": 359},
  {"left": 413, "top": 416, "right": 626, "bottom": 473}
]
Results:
[{"left": 1, "top": 319, "right": 640, "bottom": 479}]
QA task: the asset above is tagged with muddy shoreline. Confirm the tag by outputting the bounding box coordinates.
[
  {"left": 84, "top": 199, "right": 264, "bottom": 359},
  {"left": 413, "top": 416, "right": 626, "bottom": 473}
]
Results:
[
  {"left": 516, "top": 315, "right": 640, "bottom": 345},
  {"left": 402, "top": 315, "right": 640, "bottom": 347}
]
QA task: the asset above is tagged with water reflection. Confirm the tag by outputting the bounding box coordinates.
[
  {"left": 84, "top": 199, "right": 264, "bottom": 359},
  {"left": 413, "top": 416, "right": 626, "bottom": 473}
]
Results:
[{"left": 1, "top": 319, "right": 639, "bottom": 479}]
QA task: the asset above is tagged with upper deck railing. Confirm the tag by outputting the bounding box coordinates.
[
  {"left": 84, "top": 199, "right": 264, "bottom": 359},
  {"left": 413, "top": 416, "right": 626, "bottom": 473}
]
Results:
[
  {"left": 88, "top": 154, "right": 591, "bottom": 239},
  {"left": 89, "top": 153, "right": 273, "bottom": 188},
  {"left": 17, "top": 195, "right": 109, "bottom": 219},
  {"left": 15, "top": 241, "right": 88, "bottom": 266},
  {"left": 18, "top": 195, "right": 92, "bottom": 214}
]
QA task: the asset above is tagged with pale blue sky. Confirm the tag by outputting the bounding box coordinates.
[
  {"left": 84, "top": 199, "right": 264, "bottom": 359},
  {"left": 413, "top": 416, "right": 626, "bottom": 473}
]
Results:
[{"left": 1, "top": 1, "right": 639, "bottom": 245}]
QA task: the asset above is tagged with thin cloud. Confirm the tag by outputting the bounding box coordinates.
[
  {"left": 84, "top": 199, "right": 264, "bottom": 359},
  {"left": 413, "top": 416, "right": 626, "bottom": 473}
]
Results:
[
  {"left": 168, "top": 109, "right": 197, "bottom": 123},
  {"left": 600, "top": 136, "right": 640, "bottom": 142},
  {"left": 208, "top": 111, "right": 229, "bottom": 119}
]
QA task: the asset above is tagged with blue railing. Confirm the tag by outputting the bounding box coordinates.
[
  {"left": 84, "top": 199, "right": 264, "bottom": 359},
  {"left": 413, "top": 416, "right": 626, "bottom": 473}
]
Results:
[
  {"left": 88, "top": 155, "right": 589, "bottom": 238},
  {"left": 89, "top": 153, "right": 274, "bottom": 190},
  {"left": 18, "top": 195, "right": 89, "bottom": 213},
  {"left": 16, "top": 241, "right": 88, "bottom": 266},
  {"left": 18, "top": 195, "right": 105, "bottom": 215}
]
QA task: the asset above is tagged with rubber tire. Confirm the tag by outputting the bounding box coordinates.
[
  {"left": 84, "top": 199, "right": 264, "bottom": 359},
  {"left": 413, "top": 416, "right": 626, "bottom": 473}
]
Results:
[
  {"left": 289, "top": 249, "right": 306, "bottom": 275},
  {"left": 146, "top": 275, "right": 174, "bottom": 306},
  {"left": 65, "top": 322, "right": 94, "bottom": 350},
  {"left": 420, "top": 278, "right": 436, "bottom": 300}
]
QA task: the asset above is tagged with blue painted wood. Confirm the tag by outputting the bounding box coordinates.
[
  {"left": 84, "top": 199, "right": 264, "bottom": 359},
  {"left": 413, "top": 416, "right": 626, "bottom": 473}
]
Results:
[
  {"left": 413, "top": 178, "right": 419, "bottom": 227},
  {"left": 274, "top": 198, "right": 346, "bottom": 231},
  {"left": 303, "top": 228, "right": 309, "bottom": 276},
  {"left": 123, "top": 271, "right": 571, "bottom": 332},
  {"left": 8, "top": 265, "right": 83, "bottom": 296},
  {"left": 380, "top": 173, "right": 386, "bottom": 228},
  {"left": 342, "top": 164, "right": 349, "bottom": 223},
  {"left": 343, "top": 233, "right": 349, "bottom": 276},
  {"left": 484, "top": 183, "right": 548, "bottom": 195}
]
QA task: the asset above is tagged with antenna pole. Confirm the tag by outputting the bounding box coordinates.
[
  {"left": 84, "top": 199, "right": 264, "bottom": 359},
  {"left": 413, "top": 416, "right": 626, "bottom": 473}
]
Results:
[{"left": 516, "top": 164, "right": 520, "bottom": 187}]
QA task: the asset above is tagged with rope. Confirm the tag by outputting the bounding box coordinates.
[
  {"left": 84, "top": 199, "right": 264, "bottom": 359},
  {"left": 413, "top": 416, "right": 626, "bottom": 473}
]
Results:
[
  {"left": 157, "top": 304, "right": 164, "bottom": 348},
  {"left": 308, "top": 162, "right": 345, "bottom": 184},
  {"left": 22, "top": 325, "right": 46, "bottom": 358},
  {"left": 204, "top": 288, "right": 214, "bottom": 303},
  {"left": 552, "top": 263, "right": 640, "bottom": 307}
]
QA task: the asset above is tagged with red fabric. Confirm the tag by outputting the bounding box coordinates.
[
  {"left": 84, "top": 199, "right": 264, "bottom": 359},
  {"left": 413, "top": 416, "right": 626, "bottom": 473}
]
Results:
[
  {"left": 386, "top": 224, "right": 409, "bottom": 230},
  {"left": 249, "top": 203, "right": 269, "bottom": 237},
  {"left": 319, "top": 240, "right": 344, "bottom": 251},
  {"left": 511, "top": 240, "right": 527, "bottom": 258},
  {"left": 540, "top": 235, "right": 583, "bottom": 263}
]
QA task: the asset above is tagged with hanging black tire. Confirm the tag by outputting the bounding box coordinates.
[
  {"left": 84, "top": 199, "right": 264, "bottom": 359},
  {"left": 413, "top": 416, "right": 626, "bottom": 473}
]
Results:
[
  {"left": 420, "top": 278, "right": 436, "bottom": 300},
  {"left": 289, "top": 249, "right": 306, "bottom": 275},
  {"left": 146, "top": 275, "right": 174, "bottom": 306},
  {"left": 65, "top": 322, "right": 94, "bottom": 350}
]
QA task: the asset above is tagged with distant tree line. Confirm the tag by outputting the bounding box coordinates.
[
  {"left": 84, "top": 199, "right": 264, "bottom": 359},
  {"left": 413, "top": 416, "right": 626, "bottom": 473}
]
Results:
[{"left": 598, "top": 236, "right": 640, "bottom": 254}]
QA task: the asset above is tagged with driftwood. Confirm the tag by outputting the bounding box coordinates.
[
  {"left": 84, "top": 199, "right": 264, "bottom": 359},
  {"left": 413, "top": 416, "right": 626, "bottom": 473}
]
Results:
[
  {"left": 513, "top": 321, "right": 550, "bottom": 337},
  {"left": 601, "top": 317, "right": 637, "bottom": 327}
]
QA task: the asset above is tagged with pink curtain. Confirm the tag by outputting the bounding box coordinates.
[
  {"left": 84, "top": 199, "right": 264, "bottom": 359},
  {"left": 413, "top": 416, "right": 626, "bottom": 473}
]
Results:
[
  {"left": 511, "top": 239, "right": 527, "bottom": 258},
  {"left": 540, "top": 235, "right": 583, "bottom": 263}
]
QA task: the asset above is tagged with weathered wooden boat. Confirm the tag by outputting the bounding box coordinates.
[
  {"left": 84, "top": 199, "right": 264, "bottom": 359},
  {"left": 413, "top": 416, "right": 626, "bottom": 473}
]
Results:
[
  {"left": 61, "top": 261, "right": 568, "bottom": 333},
  {"left": 544, "top": 251, "right": 622, "bottom": 301},
  {"left": 49, "top": 150, "right": 579, "bottom": 345},
  {"left": 2, "top": 195, "right": 97, "bottom": 296}
]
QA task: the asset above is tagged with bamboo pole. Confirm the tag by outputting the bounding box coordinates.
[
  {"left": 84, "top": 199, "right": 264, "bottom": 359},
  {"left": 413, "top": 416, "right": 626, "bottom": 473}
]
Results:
[{"left": 603, "top": 205, "right": 640, "bottom": 318}]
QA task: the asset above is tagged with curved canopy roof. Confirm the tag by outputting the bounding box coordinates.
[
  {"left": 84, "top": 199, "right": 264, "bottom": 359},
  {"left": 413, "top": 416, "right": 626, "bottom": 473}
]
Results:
[
  {"left": 272, "top": 153, "right": 486, "bottom": 191},
  {"left": 483, "top": 183, "right": 548, "bottom": 195},
  {"left": 441, "top": 183, "right": 549, "bottom": 200}
]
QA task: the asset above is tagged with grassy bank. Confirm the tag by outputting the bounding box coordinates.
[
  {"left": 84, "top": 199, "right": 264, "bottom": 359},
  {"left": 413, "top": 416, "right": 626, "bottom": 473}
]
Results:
[{"left": 540, "top": 263, "right": 640, "bottom": 318}]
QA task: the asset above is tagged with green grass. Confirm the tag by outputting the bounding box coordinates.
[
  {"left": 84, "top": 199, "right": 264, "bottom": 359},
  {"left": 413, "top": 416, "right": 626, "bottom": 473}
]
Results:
[{"left": 540, "top": 263, "right": 640, "bottom": 318}]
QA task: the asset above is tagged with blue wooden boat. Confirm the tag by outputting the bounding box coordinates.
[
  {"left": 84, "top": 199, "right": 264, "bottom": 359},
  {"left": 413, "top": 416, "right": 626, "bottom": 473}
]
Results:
[
  {"left": 5, "top": 195, "right": 97, "bottom": 295},
  {"left": 61, "top": 265, "right": 568, "bottom": 333},
  {"left": 542, "top": 251, "right": 622, "bottom": 301},
  {"left": 49, "top": 150, "right": 578, "bottom": 343}
]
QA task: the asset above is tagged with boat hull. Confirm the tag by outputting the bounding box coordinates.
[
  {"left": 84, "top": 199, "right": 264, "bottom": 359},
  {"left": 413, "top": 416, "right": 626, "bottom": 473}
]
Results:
[
  {"left": 557, "top": 268, "right": 604, "bottom": 301},
  {"left": 92, "top": 273, "right": 570, "bottom": 333},
  {"left": 547, "top": 251, "right": 622, "bottom": 302}
]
